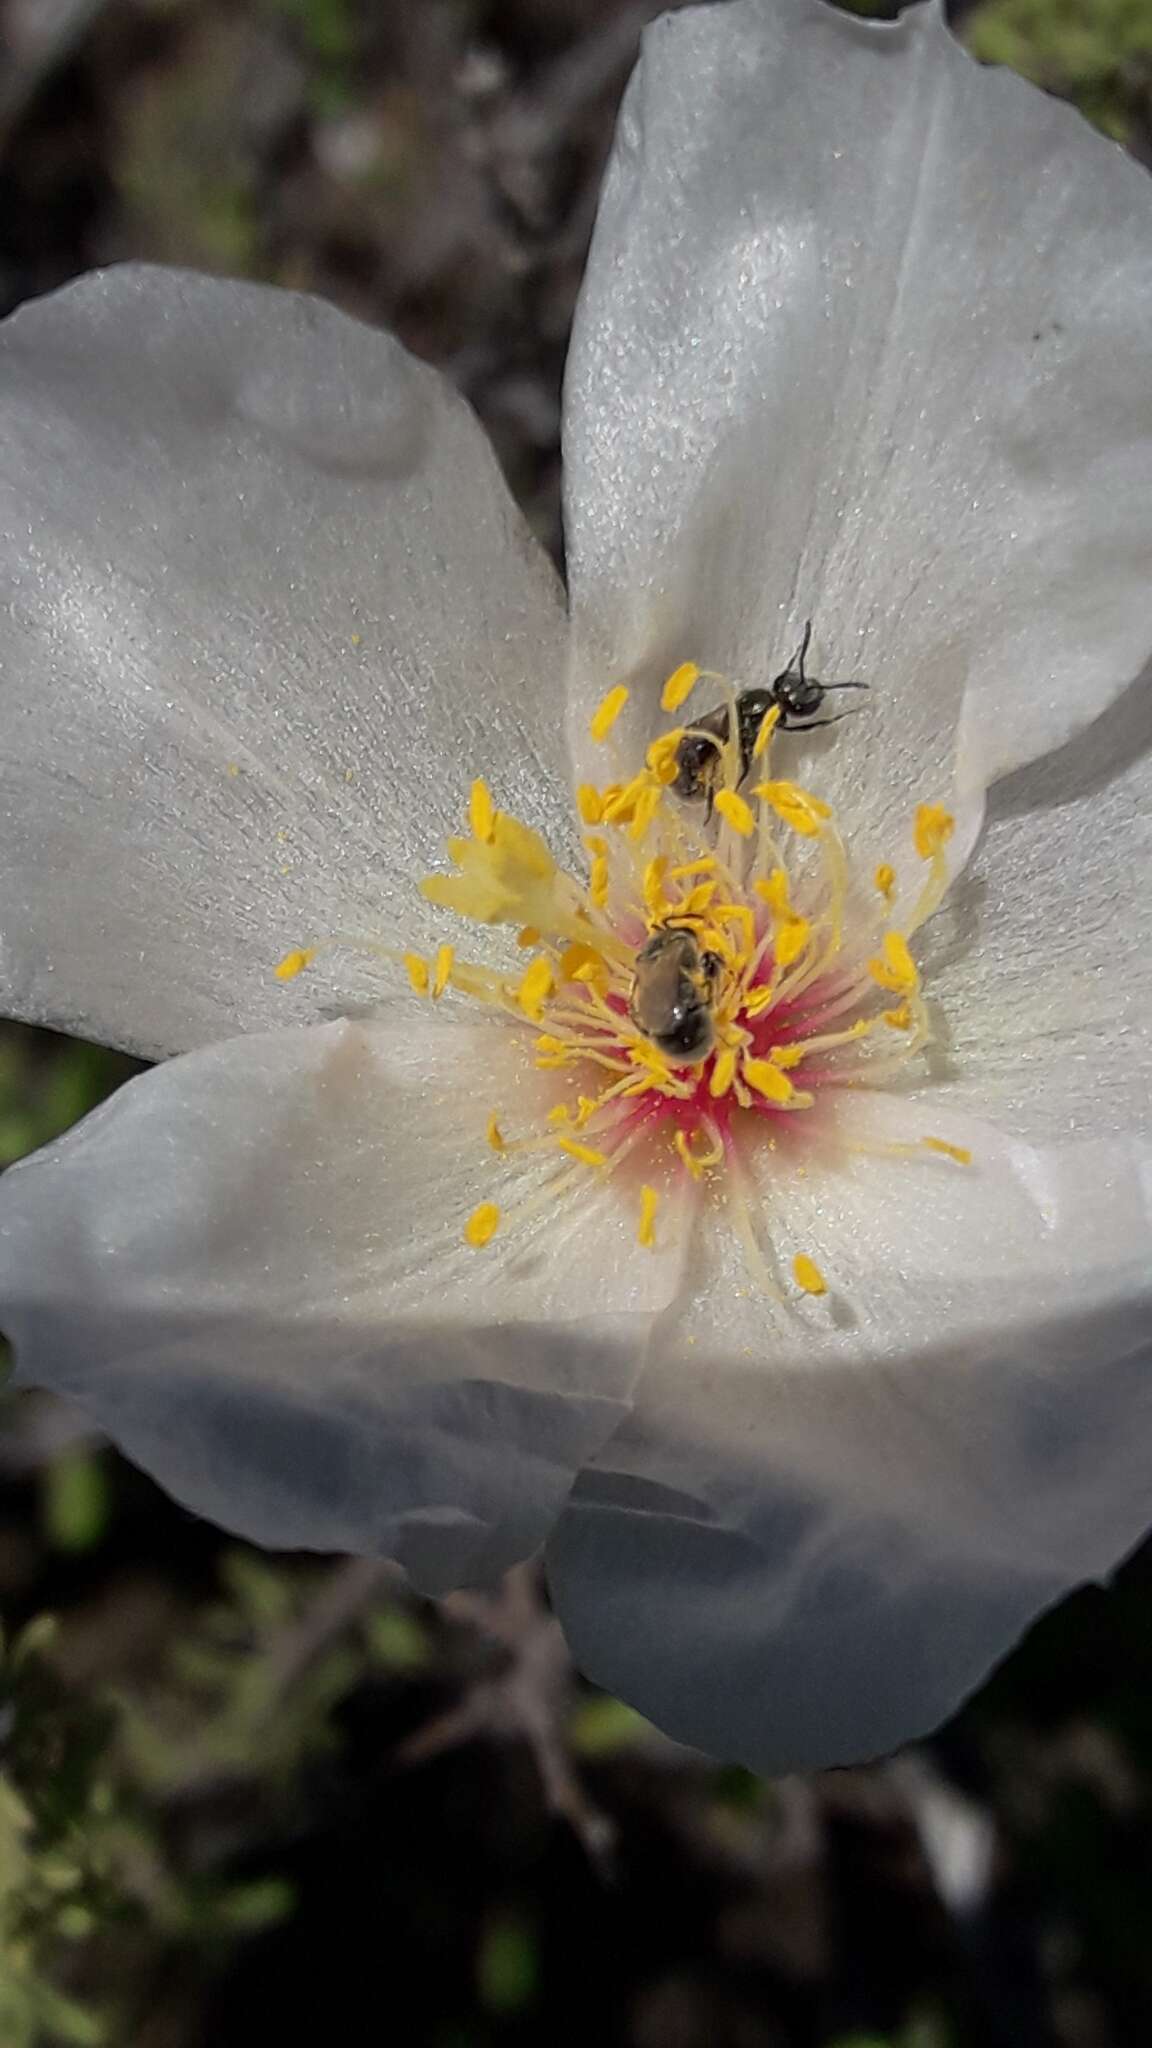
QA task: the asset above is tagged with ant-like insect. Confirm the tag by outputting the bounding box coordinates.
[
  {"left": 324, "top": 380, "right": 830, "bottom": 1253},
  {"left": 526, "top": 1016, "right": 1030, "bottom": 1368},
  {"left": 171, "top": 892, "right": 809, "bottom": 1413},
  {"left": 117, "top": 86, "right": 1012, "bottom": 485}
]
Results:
[{"left": 672, "top": 621, "right": 868, "bottom": 810}]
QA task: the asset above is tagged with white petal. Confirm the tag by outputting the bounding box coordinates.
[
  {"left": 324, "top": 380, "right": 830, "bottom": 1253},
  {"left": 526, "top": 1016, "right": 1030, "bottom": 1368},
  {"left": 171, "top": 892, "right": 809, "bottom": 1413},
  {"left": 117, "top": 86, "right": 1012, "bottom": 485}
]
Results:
[
  {"left": 563, "top": 0, "right": 1152, "bottom": 858},
  {"left": 546, "top": 1091, "right": 1152, "bottom": 1770},
  {"left": 0, "top": 1013, "right": 683, "bottom": 1593},
  {"left": 0, "top": 265, "right": 572, "bottom": 1059},
  {"left": 922, "top": 684, "right": 1152, "bottom": 1141}
]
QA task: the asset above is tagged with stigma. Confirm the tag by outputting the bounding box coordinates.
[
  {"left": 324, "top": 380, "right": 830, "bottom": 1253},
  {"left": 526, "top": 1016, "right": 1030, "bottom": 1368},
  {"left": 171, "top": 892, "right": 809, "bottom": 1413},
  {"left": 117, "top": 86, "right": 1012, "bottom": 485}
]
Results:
[{"left": 278, "top": 664, "right": 970, "bottom": 1298}]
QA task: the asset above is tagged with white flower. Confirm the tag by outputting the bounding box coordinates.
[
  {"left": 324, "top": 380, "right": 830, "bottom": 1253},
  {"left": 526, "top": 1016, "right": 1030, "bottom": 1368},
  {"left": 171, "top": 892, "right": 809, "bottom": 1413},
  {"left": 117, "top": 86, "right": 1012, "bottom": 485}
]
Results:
[{"left": 2, "top": 0, "right": 1152, "bottom": 1773}]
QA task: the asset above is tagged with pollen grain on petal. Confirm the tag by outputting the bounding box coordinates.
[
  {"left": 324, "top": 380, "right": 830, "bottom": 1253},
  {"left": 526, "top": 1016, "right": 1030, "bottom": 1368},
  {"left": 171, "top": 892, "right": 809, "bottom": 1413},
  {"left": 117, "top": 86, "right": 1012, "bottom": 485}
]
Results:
[
  {"left": 874, "top": 862, "right": 896, "bottom": 903},
  {"left": 486, "top": 1113, "right": 506, "bottom": 1155},
  {"left": 404, "top": 952, "right": 430, "bottom": 996},
  {"left": 793, "top": 1253, "right": 827, "bottom": 1297},
  {"left": 275, "top": 946, "right": 316, "bottom": 982},
  {"left": 590, "top": 684, "right": 629, "bottom": 742},
  {"left": 465, "top": 1203, "right": 501, "bottom": 1248}
]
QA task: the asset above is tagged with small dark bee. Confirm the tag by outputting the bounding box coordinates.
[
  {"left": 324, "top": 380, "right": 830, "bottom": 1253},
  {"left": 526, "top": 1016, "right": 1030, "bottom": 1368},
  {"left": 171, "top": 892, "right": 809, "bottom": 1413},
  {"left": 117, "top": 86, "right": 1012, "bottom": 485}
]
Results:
[
  {"left": 672, "top": 621, "right": 867, "bottom": 810},
  {"left": 628, "top": 926, "right": 725, "bottom": 1066}
]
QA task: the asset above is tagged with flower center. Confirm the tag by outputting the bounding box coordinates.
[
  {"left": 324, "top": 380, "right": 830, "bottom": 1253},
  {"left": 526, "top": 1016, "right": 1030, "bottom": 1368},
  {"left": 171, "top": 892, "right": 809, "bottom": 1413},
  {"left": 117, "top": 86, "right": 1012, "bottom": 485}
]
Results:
[{"left": 277, "top": 662, "right": 971, "bottom": 1298}]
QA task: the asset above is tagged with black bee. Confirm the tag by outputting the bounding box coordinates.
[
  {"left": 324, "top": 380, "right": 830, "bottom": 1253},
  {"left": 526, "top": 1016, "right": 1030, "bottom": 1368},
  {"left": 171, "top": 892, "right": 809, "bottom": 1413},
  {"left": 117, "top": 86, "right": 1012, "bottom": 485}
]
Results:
[
  {"left": 672, "top": 621, "right": 867, "bottom": 810},
  {"left": 628, "top": 926, "right": 725, "bottom": 1065}
]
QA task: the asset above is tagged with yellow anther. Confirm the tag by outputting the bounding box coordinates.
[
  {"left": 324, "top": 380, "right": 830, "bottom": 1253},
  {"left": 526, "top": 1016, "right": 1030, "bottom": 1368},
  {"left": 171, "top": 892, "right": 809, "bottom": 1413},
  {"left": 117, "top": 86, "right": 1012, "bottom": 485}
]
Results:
[
  {"left": 404, "top": 952, "right": 430, "bottom": 996},
  {"left": 517, "top": 955, "right": 555, "bottom": 1022},
  {"left": 775, "top": 914, "right": 810, "bottom": 967},
  {"left": 643, "top": 855, "right": 670, "bottom": 917},
  {"left": 770, "top": 1044, "right": 806, "bottom": 1069},
  {"left": 637, "top": 1184, "right": 659, "bottom": 1249},
  {"left": 661, "top": 661, "right": 700, "bottom": 713},
  {"left": 793, "top": 1253, "right": 827, "bottom": 1297},
  {"left": 713, "top": 789, "right": 756, "bottom": 838},
  {"left": 577, "top": 784, "right": 604, "bottom": 826},
  {"left": 709, "top": 1047, "right": 738, "bottom": 1098},
  {"left": 629, "top": 781, "right": 663, "bottom": 842},
  {"left": 575, "top": 1096, "right": 598, "bottom": 1126},
  {"left": 590, "top": 854, "right": 610, "bottom": 908},
  {"left": 874, "top": 862, "right": 896, "bottom": 903},
  {"left": 646, "top": 730, "right": 685, "bottom": 784},
  {"left": 559, "top": 939, "right": 603, "bottom": 983},
  {"left": 546, "top": 1103, "right": 571, "bottom": 1126},
  {"left": 753, "top": 781, "right": 832, "bottom": 837},
  {"left": 742, "top": 1057, "right": 795, "bottom": 1105},
  {"left": 433, "top": 944, "right": 454, "bottom": 997},
  {"left": 465, "top": 1203, "right": 500, "bottom": 1249},
  {"left": 590, "top": 684, "right": 629, "bottom": 742},
  {"left": 922, "top": 1136, "right": 972, "bottom": 1165},
  {"left": 744, "top": 983, "right": 777, "bottom": 1018},
  {"left": 486, "top": 1114, "right": 506, "bottom": 1154},
  {"left": 516, "top": 926, "right": 541, "bottom": 948},
  {"left": 469, "top": 778, "right": 496, "bottom": 843},
  {"left": 670, "top": 858, "right": 717, "bottom": 881},
  {"left": 603, "top": 776, "right": 644, "bottom": 825},
  {"left": 490, "top": 810, "right": 555, "bottom": 882},
  {"left": 868, "top": 930, "right": 919, "bottom": 995},
  {"left": 883, "top": 1003, "right": 912, "bottom": 1031},
  {"left": 681, "top": 880, "right": 717, "bottom": 916},
  {"left": 754, "top": 867, "right": 791, "bottom": 917},
  {"left": 558, "top": 1136, "right": 608, "bottom": 1168},
  {"left": 275, "top": 947, "right": 316, "bottom": 982},
  {"left": 914, "top": 804, "right": 955, "bottom": 862},
  {"left": 752, "top": 702, "right": 781, "bottom": 760}
]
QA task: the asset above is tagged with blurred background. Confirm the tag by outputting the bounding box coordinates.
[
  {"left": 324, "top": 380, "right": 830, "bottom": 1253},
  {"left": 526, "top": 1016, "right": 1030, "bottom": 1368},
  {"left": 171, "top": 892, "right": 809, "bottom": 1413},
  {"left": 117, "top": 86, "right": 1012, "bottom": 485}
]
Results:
[{"left": 3, "top": 1, "right": 1152, "bottom": 2042}]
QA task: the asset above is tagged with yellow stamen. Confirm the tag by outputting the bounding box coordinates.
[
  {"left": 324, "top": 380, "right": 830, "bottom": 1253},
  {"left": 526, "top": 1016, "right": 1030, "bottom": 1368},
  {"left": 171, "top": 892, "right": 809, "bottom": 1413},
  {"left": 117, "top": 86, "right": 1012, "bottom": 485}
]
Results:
[
  {"left": 629, "top": 781, "right": 663, "bottom": 841},
  {"left": 646, "top": 730, "right": 685, "bottom": 784},
  {"left": 714, "top": 789, "right": 756, "bottom": 838},
  {"left": 433, "top": 944, "right": 454, "bottom": 997},
  {"left": 558, "top": 1136, "right": 608, "bottom": 1168},
  {"left": 517, "top": 956, "right": 555, "bottom": 1022},
  {"left": 793, "top": 1253, "right": 827, "bottom": 1297},
  {"left": 922, "top": 1136, "right": 972, "bottom": 1165},
  {"left": 775, "top": 914, "right": 810, "bottom": 967},
  {"left": 486, "top": 1114, "right": 506, "bottom": 1154},
  {"left": 874, "top": 862, "right": 896, "bottom": 903},
  {"left": 469, "top": 779, "right": 496, "bottom": 844},
  {"left": 517, "top": 926, "right": 541, "bottom": 947},
  {"left": 670, "top": 857, "right": 717, "bottom": 881},
  {"left": 404, "top": 952, "right": 430, "bottom": 996},
  {"left": 590, "top": 685, "right": 629, "bottom": 743},
  {"left": 674, "top": 1130, "right": 704, "bottom": 1181},
  {"left": 546, "top": 1103, "right": 570, "bottom": 1126},
  {"left": 661, "top": 661, "right": 700, "bottom": 713},
  {"left": 590, "top": 853, "right": 610, "bottom": 907},
  {"left": 753, "top": 781, "right": 832, "bottom": 837},
  {"left": 682, "top": 880, "right": 717, "bottom": 916},
  {"left": 465, "top": 1203, "right": 500, "bottom": 1249},
  {"left": 577, "top": 784, "right": 604, "bottom": 826},
  {"left": 637, "top": 1184, "right": 659, "bottom": 1249},
  {"left": 752, "top": 703, "right": 781, "bottom": 760},
  {"left": 709, "top": 1048, "right": 737, "bottom": 1098},
  {"left": 275, "top": 947, "right": 316, "bottom": 982},
  {"left": 868, "top": 930, "right": 919, "bottom": 995},
  {"left": 883, "top": 1003, "right": 912, "bottom": 1030},
  {"left": 914, "top": 804, "right": 955, "bottom": 862},
  {"left": 742, "top": 1057, "right": 795, "bottom": 1105}
]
